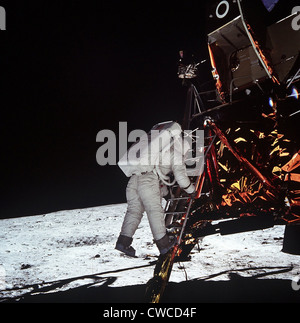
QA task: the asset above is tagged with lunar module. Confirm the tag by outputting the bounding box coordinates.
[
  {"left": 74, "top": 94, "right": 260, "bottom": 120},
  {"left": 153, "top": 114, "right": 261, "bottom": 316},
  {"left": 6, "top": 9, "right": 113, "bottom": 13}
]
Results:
[{"left": 145, "top": 0, "right": 300, "bottom": 303}]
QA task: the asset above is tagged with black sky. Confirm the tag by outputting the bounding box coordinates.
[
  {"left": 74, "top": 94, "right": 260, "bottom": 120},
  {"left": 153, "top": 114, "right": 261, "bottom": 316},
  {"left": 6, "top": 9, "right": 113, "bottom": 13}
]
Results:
[{"left": 1, "top": 1, "right": 209, "bottom": 218}]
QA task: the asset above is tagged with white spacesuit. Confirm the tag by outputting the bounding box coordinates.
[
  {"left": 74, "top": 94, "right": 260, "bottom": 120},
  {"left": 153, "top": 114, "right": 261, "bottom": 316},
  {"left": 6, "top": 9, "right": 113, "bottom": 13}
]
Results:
[{"left": 116, "top": 123, "right": 195, "bottom": 257}]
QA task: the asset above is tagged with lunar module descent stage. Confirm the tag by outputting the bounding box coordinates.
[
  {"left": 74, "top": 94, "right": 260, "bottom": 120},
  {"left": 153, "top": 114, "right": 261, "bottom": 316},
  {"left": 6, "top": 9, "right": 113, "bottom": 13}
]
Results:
[{"left": 145, "top": 0, "right": 300, "bottom": 303}]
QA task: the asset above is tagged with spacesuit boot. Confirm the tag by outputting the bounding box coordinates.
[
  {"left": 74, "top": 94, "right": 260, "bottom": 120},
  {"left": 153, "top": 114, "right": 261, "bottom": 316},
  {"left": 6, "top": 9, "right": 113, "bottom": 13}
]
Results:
[
  {"left": 115, "top": 235, "right": 136, "bottom": 257},
  {"left": 155, "top": 234, "right": 177, "bottom": 255}
]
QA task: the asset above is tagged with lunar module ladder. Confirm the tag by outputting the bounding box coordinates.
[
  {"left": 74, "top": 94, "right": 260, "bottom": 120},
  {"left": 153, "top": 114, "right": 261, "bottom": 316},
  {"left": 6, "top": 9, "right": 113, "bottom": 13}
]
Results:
[
  {"left": 145, "top": 192, "right": 195, "bottom": 303},
  {"left": 162, "top": 127, "right": 214, "bottom": 246},
  {"left": 145, "top": 122, "right": 207, "bottom": 303},
  {"left": 164, "top": 194, "right": 194, "bottom": 245}
]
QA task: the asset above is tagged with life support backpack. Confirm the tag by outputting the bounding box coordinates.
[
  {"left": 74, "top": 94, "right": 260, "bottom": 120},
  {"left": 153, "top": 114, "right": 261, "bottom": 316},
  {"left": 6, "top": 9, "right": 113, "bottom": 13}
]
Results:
[{"left": 118, "top": 121, "right": 186, "bottom": 185}]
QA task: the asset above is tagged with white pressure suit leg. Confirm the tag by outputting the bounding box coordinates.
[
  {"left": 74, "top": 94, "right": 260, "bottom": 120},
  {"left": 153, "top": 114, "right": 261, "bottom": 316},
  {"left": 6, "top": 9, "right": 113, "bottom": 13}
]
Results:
[
  {"left": 120, "top": 175, "right": 145, "bottom": 238},
  {"left": 138, "top": 173, "right": 166, "bottom": 241}
]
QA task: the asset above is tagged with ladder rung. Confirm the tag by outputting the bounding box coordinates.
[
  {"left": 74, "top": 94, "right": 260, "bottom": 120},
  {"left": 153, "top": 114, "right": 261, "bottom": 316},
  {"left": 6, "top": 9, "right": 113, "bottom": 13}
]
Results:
[
  {"left": 164, "top": 211, "right": 186, "bottom": 215},
  {"left": 166, "top": 197, "right": 190, "bottom": 202}
]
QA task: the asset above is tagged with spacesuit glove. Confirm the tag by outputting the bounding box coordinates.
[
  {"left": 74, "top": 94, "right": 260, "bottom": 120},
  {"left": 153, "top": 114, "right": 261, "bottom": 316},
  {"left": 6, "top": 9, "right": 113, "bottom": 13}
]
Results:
[{"left": 184, "top": 182, "right": 196, "bottom": 195}]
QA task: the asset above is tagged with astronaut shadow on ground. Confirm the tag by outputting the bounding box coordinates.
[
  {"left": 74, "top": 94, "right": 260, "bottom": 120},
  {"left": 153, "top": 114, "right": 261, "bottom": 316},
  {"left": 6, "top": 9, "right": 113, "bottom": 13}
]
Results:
[{"left": 6, "top": 265, "right": 299, "bottom": 303}]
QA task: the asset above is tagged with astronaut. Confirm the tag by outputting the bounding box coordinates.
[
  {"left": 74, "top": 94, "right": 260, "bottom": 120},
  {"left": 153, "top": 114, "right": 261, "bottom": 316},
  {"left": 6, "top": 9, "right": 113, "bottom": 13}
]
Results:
[{"left": 116, "top": 122, "right": 195, "bottom": 257}]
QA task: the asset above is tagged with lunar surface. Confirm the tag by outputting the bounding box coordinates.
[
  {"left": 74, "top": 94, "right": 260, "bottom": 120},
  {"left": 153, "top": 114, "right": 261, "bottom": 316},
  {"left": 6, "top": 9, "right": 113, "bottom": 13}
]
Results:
[{"left": 1, "top": 203, "right": 300, "bottom": 302}]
